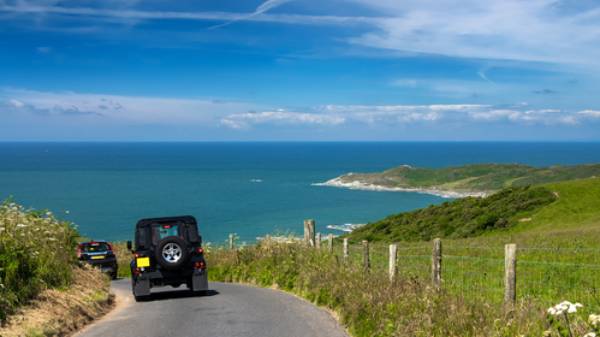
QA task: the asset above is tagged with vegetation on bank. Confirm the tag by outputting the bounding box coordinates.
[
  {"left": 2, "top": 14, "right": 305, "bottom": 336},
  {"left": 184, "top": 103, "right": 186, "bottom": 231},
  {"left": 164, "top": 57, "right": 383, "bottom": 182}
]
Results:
[
  {"left": 0, "top": 265, "right": 113, "bottom": 337},
  {"left": 0, "top": 201, "right": 80, "bottom": 322},
  {"left": 333, "top": 163, "right": 600, "bottom": 194},
  {"left": 207, "top": 239, "right": 598, "bottom": 337},
  {"left": 346, "top": 185, "right": 556, "bottom": 242},
  {"left": 346, "top": 177, "right": 600, "bottom": 243}
]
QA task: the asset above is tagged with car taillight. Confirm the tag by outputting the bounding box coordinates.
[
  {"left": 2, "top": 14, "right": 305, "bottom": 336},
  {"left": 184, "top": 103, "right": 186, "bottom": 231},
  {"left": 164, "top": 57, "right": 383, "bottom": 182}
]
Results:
[
  {"left": 107, "top": 242, "right": 113, "bottom": 251},
  {"left": 194, "top": 261, "right": 206, "bottom": 270},
  {"left": 76, "top": 244, "right": 82, "bottom": 258},
  {"left": 195, "top": 247, "right": 204, "bottom": 254}
]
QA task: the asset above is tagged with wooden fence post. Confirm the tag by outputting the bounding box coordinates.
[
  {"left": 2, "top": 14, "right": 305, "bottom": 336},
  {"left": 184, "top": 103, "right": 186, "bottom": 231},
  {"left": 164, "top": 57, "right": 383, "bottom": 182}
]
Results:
[
  {"left": 343, "top": 238, "right": 349, "bottom": 262},
  {"left": 316, "top": 232, "right": 322, "bottom": 249},
  {"left": 504, "top": 243, "right": 517, "bottom": 310},
  {"left": 389, "top": 243, "right": 398, "bottom": 282},
  {"left": 432, "top": 238, "right": 442, "bottom": 290},
  {"left": 304, "top": 219, "right": 316, "bottom": 247},
  {"left": 229, "top": 233, "right": 234, "bottom": 250},
  {"left": 362, "top": 240, "right": 370, "bottom": 271},
  {"left": 328, "top": 234, "right": 334, "bottom": 253}
]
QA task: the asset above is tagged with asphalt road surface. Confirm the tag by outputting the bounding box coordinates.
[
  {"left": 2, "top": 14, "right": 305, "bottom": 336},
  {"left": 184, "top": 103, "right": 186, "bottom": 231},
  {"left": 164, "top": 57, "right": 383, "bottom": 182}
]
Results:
[{"left": 76, "top": 279, "right": 349, "bottom": 337}]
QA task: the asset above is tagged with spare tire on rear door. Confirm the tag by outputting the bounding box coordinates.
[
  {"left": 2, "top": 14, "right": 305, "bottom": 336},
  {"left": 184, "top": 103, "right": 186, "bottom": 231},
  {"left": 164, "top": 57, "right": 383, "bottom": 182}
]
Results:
[{"left": 155, "top": 236, "right": 188, "bottom": 270}]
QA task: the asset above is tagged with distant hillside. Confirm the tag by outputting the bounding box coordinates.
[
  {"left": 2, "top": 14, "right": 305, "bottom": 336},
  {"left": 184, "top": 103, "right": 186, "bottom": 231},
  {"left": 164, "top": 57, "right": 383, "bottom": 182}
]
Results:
[
  {"left": 345, "top": 177, "right": 600, "bottom": 242},
  {"left": 317, "top": 163, "right": 600, "bottom": 197}
]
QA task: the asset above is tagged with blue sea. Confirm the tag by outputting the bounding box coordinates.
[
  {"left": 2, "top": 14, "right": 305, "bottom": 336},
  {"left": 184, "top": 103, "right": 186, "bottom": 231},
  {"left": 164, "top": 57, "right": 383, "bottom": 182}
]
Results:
[{"left": 1, "top": 142, "right": 600, "bottom": 244}]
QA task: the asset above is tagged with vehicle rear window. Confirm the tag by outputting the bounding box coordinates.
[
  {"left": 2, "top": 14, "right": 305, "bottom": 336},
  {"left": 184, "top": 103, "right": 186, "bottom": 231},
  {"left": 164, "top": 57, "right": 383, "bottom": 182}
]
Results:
[
  {"left": 154, "top": 223, "right": 181, "bottom": 240},
  {"left": 81, "top": 242, "right": 110, "bottom": 252}
]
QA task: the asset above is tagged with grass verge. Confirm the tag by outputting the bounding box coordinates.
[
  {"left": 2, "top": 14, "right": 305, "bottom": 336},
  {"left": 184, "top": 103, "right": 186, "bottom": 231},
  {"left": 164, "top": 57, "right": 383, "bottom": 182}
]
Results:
[
  {"left": 0, "top": 265, "right": 113, "bottom": 337},
  {"left": 208, "top": 240, "right": 598, "bottom": 337}
]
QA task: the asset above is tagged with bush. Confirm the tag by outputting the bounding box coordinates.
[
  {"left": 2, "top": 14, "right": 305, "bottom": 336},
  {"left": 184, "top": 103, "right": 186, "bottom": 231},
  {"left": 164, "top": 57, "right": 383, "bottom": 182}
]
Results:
[
  {"left": 0, "top": 200, "right": 78, "bottom": 322},
  {"left": 347, "top": 186, "right": 557, "bottom": 242}
]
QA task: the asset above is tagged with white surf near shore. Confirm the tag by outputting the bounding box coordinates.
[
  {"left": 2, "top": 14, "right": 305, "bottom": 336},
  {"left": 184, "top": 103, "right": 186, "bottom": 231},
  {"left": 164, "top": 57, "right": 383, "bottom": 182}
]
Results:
[{"left": 312, "top": 176, "right": 488, "bottom": 199}]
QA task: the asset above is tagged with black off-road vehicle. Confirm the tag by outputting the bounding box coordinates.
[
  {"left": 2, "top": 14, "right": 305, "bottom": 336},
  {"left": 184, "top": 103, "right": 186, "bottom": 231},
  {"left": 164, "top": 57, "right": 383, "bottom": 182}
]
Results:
[{"left": 127, "top": 216, "right": 208, "bottom": 301}]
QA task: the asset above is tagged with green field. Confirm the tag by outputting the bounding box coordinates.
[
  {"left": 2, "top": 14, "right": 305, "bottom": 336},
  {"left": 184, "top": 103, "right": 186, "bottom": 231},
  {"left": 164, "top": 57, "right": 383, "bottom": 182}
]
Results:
[{"left": 333, "top": 163, "right": 600, "bottom": 195}]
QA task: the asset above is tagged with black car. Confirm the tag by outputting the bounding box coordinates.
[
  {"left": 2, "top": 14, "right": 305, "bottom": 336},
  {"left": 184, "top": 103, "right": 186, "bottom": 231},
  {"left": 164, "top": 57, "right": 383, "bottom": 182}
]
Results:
[
  {"left": 127, "top": 215, "right": 208, "bottom": 301},
  {"left": 77, "top": 240, "right": 119, "bottom": 279}
]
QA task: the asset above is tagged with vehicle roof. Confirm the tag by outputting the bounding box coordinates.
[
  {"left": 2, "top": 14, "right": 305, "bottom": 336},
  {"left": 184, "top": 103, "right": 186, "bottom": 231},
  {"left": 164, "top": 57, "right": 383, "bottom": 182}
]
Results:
[{"left": 135, "top": 215, "right": 197, "bottom": 228}]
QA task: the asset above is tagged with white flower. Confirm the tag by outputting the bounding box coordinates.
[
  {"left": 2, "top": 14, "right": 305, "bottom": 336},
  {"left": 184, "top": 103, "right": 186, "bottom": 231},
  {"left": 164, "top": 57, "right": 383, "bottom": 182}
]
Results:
[
  {"left": 584, "top": 333, "right": 596, "bottom": 337},
  {"left": 589, "top": 314, "right": 600, "bottom": 327},
  {"left": 547, "top": 301, "right": 583, "bottom": 316},
  {"left": 16, "top": 223, "right": 27, "bottom": 228}
]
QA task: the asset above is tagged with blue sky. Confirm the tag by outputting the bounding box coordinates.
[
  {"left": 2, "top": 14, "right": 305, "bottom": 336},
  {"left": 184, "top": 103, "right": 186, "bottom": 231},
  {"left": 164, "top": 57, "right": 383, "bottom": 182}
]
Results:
[{"left": 1, "top": 0, "right": 600, "bottom": 141}]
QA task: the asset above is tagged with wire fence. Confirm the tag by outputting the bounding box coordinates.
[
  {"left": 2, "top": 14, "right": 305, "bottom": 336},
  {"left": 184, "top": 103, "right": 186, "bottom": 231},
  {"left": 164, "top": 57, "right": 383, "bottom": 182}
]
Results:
[
  {"left": 224, "top": 223, "right": 600, "bottom": 311},
  {"left": 335, "top": 238, "right": 600, "bottom": 308}
]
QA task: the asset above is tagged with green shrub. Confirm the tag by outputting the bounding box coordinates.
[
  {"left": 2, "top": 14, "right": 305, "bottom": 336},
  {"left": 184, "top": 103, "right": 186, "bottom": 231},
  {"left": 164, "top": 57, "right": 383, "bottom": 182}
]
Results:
[
  {"left": 347, "top": 186, "right": 556, "bottom": 242},
  {"left": 0, "top": 200, "right": 78, "bottom": 322}
]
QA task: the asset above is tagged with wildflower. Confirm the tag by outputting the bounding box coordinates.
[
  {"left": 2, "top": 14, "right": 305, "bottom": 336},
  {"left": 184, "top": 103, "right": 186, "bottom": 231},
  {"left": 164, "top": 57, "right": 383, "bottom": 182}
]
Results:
[
  {"left": 16, "top": 223, "right": 27, "bottom": 228},
  {"left": 547, "top": 301, "right": 583, "bottom": 316},
  {"left": 589, "top": 314, "right": 600, "bottom": 327},
  {"left": 584, "top": 333, "right": 597, "bottom": 337}
]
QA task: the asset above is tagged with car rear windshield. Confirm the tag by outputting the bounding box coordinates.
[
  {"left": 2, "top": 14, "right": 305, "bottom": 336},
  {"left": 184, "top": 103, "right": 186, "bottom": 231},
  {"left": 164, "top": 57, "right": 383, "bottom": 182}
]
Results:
[
  {"left": 81, "top": 242, "right": 110, "bottom": 252},
  {"left": 154, "top": 223, "right": 181, "bottom": 240}
]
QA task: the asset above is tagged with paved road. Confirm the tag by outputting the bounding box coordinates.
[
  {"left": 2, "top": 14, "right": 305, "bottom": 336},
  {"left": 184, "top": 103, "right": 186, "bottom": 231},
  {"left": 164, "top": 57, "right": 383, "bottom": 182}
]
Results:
[{"left": 77, "top": 279, "right": 348, "bottom": 337}]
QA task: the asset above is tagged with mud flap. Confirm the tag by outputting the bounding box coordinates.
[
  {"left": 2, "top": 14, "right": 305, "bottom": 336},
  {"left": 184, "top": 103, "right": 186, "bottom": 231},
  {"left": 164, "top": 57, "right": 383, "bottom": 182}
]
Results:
[
  {"left": 191, "top": 271, "right": 208, "bottom": 292},
  {"left": 133, "top": 278, "right": 151, "bottom": 297}
]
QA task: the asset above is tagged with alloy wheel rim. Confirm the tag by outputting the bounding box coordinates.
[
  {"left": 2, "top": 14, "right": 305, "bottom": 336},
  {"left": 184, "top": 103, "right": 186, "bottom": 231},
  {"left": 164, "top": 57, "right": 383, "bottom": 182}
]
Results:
[{"left": 162, "top": 242, "right": 182, "bottom": 263}]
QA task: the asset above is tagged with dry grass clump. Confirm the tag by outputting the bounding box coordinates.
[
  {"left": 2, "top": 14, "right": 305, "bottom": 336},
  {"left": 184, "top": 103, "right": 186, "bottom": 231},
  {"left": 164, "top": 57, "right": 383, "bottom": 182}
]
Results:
[
  {"left": 0, "top": 265, "right": 113, "bottom": 337},
  {"left": 208, "top": 240, "right": 555, "bottom": 337}
]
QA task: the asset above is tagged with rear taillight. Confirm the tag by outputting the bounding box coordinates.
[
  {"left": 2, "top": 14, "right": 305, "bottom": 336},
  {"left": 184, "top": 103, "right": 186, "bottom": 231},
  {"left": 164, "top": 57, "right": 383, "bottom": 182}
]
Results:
[
  {"left": 194, "top": 261, "right": 206, "bottom": 270},
  {"left": 76, "top": 244, "right": 82, "bottom": 259},
  {"left": 107, "top": 242, "right": 113, "bottom": 251},
  {"left": 195, "top": 247, "right": 204, "bottom": 254}
]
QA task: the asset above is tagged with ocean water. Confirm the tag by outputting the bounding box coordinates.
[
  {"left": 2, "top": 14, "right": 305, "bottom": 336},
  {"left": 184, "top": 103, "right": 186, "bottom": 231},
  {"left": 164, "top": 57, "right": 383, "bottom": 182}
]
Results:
[{"left": 1, "top": 142, "right": 600, "bottom": 244}]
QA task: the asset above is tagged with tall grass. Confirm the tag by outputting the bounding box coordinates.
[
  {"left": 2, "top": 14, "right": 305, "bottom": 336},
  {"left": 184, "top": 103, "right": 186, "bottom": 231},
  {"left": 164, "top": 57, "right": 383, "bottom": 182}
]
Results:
[
  {"left": 207, "top": 241, "right": 547, "bottom": 337},
  {"left": 0, "top": 200, "right": 79, "bottom": 322},
  {"left": 208, "top": 232, "right": 600, "bottom": 337}
]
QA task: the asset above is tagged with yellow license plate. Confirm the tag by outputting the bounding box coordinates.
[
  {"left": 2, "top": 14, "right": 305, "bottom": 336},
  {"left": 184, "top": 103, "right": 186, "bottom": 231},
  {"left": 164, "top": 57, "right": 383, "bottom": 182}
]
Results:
[
  {"left": 136, "top": 257, "right": 150, "bottom": 268},
  {"left": 91, "top": 255, "right": 105, "bottom": 260}
]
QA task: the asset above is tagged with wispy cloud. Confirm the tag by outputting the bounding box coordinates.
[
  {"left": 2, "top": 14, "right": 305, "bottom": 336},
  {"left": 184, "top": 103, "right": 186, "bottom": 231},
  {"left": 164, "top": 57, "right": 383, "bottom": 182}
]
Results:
[
  {"left": 348, "top": 0, "right": 600, "bottom": 65},
  {"left": 209, "top": 0, "right": 293, "bottom": 29},
  {"left": 3, "top": 0, "right": 600, "bottom": 66},
  {"left": 0, "top": 88, "right": 261, "bottom": 124}
]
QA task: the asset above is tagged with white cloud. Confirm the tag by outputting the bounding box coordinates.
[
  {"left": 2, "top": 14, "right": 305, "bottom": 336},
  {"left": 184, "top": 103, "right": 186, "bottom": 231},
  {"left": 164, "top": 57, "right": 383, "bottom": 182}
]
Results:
[
  {"left": 220, "top": 109, "right": 345, "bottom": 129},
  {"left": 209, "top": 0, "right": 293, "bottom": 29},
  {"left": 348, "top": 0, "right": 600, "bottom": 65},
  {"left": 3, "top": 1, "right": 600, "bottom": 65},
  {"left": 2, "top": 88, "right": 599, "bottom": 130},
  {"left": 8, "top": 99, "right": 25, "bottom": 108},
  {"left": 578, "top": 110, "right": 600, "bottom": 118},
  {"left": 0, "top": 88, "right": 261, "bottom": 124}
]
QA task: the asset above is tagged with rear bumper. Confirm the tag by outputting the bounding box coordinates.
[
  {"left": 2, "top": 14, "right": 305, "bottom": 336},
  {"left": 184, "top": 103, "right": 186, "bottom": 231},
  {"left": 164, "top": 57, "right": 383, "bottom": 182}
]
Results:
[
  {"left": 84, "top": 258, "right": 118, "bottom": 273},
  {"left": 132, "top": 269, "right": 208, "bottom": 296}
]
